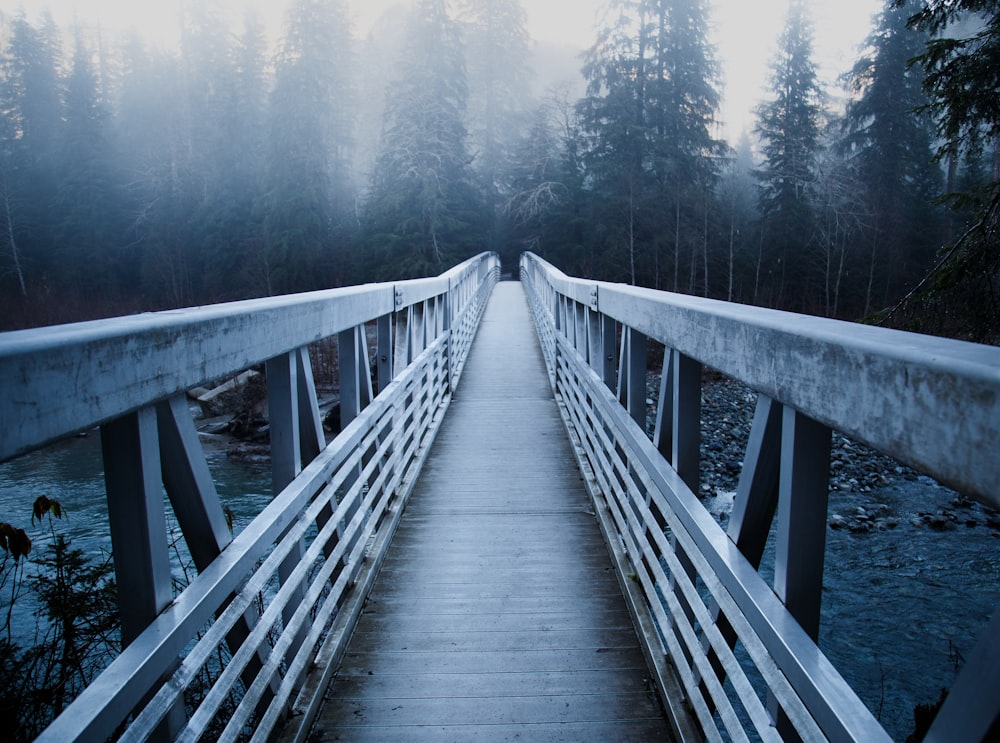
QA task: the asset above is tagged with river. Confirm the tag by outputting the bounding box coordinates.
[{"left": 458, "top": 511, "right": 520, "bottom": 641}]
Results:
[{"left": 1, "top": 434, "right": 997, "bottom": 741}]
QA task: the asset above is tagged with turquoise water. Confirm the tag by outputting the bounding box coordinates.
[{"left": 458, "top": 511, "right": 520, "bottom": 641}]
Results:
[{"left": 0, "top": 433, "right": 273, "bottom": 643}]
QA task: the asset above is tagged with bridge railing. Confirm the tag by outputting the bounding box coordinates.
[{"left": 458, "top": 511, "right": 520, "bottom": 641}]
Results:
[
  {"left": 521, "top": 252, "right": 1000, "bottom": 742},
  {"left": 0, "top": 252, "right": 499, "bottom": 742}
]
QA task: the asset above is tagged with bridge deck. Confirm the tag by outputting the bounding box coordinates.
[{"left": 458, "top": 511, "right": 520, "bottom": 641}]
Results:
[{"left": 314, "top": 281, "right": 672, "bottom": 741}]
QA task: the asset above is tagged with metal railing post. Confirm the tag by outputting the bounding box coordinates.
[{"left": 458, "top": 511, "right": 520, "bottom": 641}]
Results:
[
  {"left": 775, "top": 407, "right": 832, "bottom": 642},
  {"left": 377, "top": 313, "right": 393, "bottom": 396},
  {"left": 265, "top": 351, "right": 309, "bottom": 663},
  {"left": 101, "top": 408, "right": 172, "bottom": 645},
  {"left": 671, "top": 350, "right": 702, "bottom": 494}
]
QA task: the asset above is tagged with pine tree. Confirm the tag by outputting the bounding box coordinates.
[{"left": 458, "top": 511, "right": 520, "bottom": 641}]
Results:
[
  {"left": 116, "top": 37, "right": 197, "bottom": 307},
  {"left": 843, "top": 0, "right": 943, "bottom": 316},
  {"left": 579, "top": 0, "right": 721, "bottom": 288},
  {"left": 458, "top": 0, "right": 532, "bottom": 255},
  {"left": 264, "top": 0, "right": 356, "bottom": 294},
  {"left": 0, "top": 12, "right": 63, "bottom": 297},
  {"left": 716, "top": 132, "right": 758, "bottom": 303},
  {"left": 55, "top": 26, "right": 122, "bottom": 298},
  {"left": 362, "top": 0, "right": 486, "bottom": 279},
  {"left": 195, "top": 9, "right": 272, "bottom": 300},
  {"left": 883, "top": 0, "right": 1000, "bottom": 340},
  {"left": 755, "top": 0, "right": 823, "bottom": 309}
]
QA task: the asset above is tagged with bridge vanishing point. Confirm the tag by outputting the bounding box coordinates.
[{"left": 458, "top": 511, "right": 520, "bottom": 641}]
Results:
[{"left": 2, "top": 252, "right": 999, "bottom": 742}]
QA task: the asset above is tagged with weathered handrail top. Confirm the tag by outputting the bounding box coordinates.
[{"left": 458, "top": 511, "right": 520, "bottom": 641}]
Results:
[
  {"left": 523, "top": 252, "right": 1000, "bottom": 507},
  {"left": 0, "top": 253, "right": 493, "bottom": 464},
  {"left": 394, "top": 252, "right": 495, "bottom": 306}
]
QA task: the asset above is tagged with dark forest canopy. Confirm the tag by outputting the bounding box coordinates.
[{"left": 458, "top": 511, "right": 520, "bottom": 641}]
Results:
[{"left": 0, "top": 0, "right": 996, "bottom": 341}]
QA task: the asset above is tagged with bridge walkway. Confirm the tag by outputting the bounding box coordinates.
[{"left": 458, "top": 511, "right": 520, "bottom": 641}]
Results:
[{"left": 313, "top": 281, "right": 673, "bottom": 741}]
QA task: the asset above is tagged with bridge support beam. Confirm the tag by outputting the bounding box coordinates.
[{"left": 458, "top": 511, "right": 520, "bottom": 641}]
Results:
[
  {"left": 728, "top": 394, "right": 783, "bottom": 566},
  {"left": 156, "top": 394, "right": 232, "bottom": 570}
]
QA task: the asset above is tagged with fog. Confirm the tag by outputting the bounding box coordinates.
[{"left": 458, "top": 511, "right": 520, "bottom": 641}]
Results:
[{"left": 0, "top": 0, "right": 978, "bottom": 338}]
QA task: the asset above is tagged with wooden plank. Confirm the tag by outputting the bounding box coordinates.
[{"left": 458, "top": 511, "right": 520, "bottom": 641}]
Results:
[
  {"left": 336, "top": 647, "right": 650, "bottom": 676},
  {"left": 330, "top": 669, "right": 652, "bottom": 698},
  {"left": 311, "top": 282, "right": 673, "bottom": 740},
  {"left": 323, "top": 692, "right": 665, "bottom": 727},
  {"left": 318, "top": 720, "right": 672, "bottom": 743}
]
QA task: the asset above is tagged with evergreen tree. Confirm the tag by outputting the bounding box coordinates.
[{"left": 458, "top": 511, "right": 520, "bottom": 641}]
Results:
[
  {"left": 579, "top": 0, "right": 721, "bottom": 288},
  {"left": 192, "top": 9, "right": 272, "bottom": 300},
  {"left": 0, "top": 12, "right": 63, "bottom": 296},
  {"left": 458, "top": 0, "right": 532, "bottom": 257},
  {"left": 652, "top": 0, "right": 723, "bottom": 294},
  {"left": 716, "top": 132, "right": 758, "bottom": 303},
  {"left": 55, "top": 26, "right": 122, "bottom": 298},
  {"left": 843, "top": 0, "right": 942, "bottom": 316},
  {"left": 754, "top": 0, "right": 823, "bottom": 309},
  {"left": 883, "top": 0, "right": 1000, "bottom": 340},
  {"left": 116, "top": 37, "right": 196, "bottom": 307},
  {"left": 506, "top": 93, "right": 589, "bottom": 273},
  {"left": 578, "top": 0, "right": 654, "bottom": 283},
  {"left": 362, "top": 0, "right": 486, "bottom": 279},
  {"left": 264, "top": 0, "right": 356, "bottom": 294}
]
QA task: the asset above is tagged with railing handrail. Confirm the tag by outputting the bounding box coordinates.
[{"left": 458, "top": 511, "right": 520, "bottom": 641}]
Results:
[
  {"left": 521, "top": 251, "right": 1000, "bottom": 742},
  {"left": 521, "top": 252, "right": 1000, "bottom": 508},
  {"left": 0, "top": 253, "right": 494, "bottom": 464}
]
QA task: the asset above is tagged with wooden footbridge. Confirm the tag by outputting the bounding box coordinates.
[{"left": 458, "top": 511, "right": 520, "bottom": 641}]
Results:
[{"left": 2, "top": 252, "right": 999, "bottom": 742}]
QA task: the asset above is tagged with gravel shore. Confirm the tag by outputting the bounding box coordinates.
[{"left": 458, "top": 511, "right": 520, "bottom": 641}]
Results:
[{"left": 645, "top": 371, "right": 999, "bottom": 535}]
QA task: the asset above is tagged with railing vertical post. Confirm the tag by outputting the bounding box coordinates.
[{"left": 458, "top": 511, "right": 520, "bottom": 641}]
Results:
[
  {"left": 586, "top": 308, "right": 602, "bottom": 374},
  {"left": 775, "top": 406, "right": 831, "bottom": 641},
  {"left": 265, "top": 351, "right": 309, "bottom": 661},
  {"left": 296, "top": 346, "right": 325, "bottom": 464},
  {"left": 392, "top": 290, "right": 409, "bottom": 376},
  {"left": 922, "top": 606, "right": 1000, "bottom": 741},
  {"left": 672, "top": 350, "right": 702, "bottom": 493},
  {"left": 626, "top": 328, "right": 647, "bottom": 428},
  {"left": 442, "top": 287, "right": 454, "bottom": 387},
  {"left": 601, "top": 314, "right": 616, "bottom": 390},
  {"left": 575, "top": 301, "right": 587, "bottom": 355},
  {"left": 377, "top": 313, "right": 393, "bottom": 396},
  {"left": 101, "top": 408, "right": 172, "bottom": 644},
  {"left": 266, "top": 351, "right": 301, "bottom": 493},
  {"left": 339, "top": 326, "right": 362, "bottom": 427},
  {"left": 412, "top": 302, "right": 426, "bottom": 356},
  {"left": 653, "top": 351, "right": 673, "bottom": 459}
]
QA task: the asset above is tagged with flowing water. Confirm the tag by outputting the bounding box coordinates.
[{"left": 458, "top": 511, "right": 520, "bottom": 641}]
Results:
[
  {"left": 707, "top": 476, "right": 1000, "bottom": 740},
  {"left": 1, "top": 435, "right": 997, "bottom": 740},
  {"left": 0, "top": 433, "right": 273, "bottom": 645}
]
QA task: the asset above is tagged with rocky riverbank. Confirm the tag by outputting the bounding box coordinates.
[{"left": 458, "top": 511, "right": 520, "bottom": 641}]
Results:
[{"left": 646, "top": 371, "right": 1000, "bottom": 535}]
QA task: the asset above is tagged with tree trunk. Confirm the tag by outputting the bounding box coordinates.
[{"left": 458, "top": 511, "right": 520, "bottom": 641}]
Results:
[
  {"left": 0, "top": 167, "right": 27, "bottom": 297},
  {"left": 702, "top": 193, "right": 709, "bottom": 297},
  {"left": 673, "top": 190, "right": 681, "bottom": 292},
  {"left": 728, "top": 219, "right": 735, "bottom": 303}
]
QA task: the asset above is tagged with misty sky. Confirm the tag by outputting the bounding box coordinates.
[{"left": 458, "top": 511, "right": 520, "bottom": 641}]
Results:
[{"left": 2, "top": 0, "right": 883, "bottom": 141}]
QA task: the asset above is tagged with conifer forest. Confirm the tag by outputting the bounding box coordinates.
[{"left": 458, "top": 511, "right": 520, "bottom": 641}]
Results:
[{"left": 0, "top": 0, "right": 997, "bottom": 341}]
